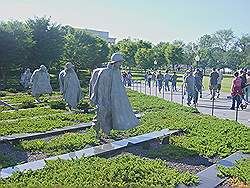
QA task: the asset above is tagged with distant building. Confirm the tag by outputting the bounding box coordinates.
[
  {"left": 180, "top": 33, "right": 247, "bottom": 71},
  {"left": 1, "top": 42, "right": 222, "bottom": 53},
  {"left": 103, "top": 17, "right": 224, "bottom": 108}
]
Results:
[{"left": 85, "top": 29, "right": 116, "bottom": 45}]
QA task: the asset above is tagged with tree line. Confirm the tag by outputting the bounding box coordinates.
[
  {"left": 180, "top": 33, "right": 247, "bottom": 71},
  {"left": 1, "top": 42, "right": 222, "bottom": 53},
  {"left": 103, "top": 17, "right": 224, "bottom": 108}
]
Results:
[
  {"left": 111, "top": 30, "right": 249, "bottom": 72},
  {"left": 0, "top": 16, "right": 249, "bottom": 82},
  {"left": 0, "top": 17, "right": 109, "bottom": 81}
]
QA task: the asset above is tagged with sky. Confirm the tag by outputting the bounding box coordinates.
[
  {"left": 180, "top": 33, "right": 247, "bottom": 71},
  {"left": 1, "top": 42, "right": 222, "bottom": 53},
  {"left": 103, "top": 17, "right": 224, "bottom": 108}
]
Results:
[{"left": 0, "top": 0, "right": 249, "bottom": 44}]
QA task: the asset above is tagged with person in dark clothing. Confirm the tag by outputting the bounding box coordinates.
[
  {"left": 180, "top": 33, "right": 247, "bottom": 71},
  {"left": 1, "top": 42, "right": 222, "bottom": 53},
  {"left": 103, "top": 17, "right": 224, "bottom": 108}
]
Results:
[
  {"left": 147, "top": 72, "right": 152, "bottom": 88},
  {"left": 240, "top": 70, "right": 247, "bottom": 89},
  {"left": 194, "top": 70, "right": 202, "bottom": 104},
  {"left": 209, "top": 68, "right": 219, "bottom": 100},
  {"left": 196, "top": 68, "right": 203, "bottom": 98},
  {"left": 156, "top": 71, "right": 164, "bottom": 93},
  {"left": 171, "top": 72, "right": 178, "bottom": 91}
]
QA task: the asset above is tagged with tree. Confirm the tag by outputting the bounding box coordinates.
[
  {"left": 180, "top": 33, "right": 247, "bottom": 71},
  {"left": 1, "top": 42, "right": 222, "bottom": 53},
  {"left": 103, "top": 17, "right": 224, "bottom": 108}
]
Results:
[
  {"left": 27, "top": 17, "right": 65, "bottom": 69},
  {"left": 0, "top": 21, "right": 33, "bottom": 81},
  {"left": 165, "top": 44, "right": 184, "bottom": 70},
  {"left": 115, "top": 39, "right": 138, "bottom": 68},
  {"left": 62, "top": 29, "right": 109, "bottom": 71},
  {"left": 135, "top": 48, "right": 154, "bottom": 70},
  {"left": 153, "top": 42, "right": 169, "bottom": 68},
  {"left": 183, "top": 42, "right": 195, "bottom": 68}
]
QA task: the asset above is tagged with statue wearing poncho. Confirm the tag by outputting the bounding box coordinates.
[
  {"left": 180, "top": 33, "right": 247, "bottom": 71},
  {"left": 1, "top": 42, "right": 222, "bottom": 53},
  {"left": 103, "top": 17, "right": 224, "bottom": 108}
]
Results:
[
  {"left": 20, "top": 68, "right": 32, "bottom": 89},
  {"left": 59, "top": 62, "right": 83, "bottom": 109},
  {"left": 89, "top": 53, "right": 139, "bottom": 137},
  {"left": 30, "top": 65, "right": 52, "bottom": 102}
]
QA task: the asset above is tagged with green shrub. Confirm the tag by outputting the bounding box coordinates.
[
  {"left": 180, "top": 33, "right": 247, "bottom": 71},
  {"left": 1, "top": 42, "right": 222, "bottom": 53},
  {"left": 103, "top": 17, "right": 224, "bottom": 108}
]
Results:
[
  {"left": 0, "top": 113, "right": 94, "bottom": 136},
  {"left": 218, "top": 158, "right": 250, "bottom": 186},
  {"left": 110, "top": 90, "right": 249, "bottom": 158},
  {"left": 19, "top": 128, "right": 99, "bottom": 155},
  {"left": 77, "top": 99, "right": 91, "bottom": 110},
  {"left": 148, "top": 144, "right": 197, "bottom": 160},
  {"left": 0, "top": 91, "right": 7, "bottom": 97},
  {"left": 19, "top": 100, "right": 36, "bottom": 109},
  {"left": 0, "top": 155, "right": 198, "bottom": 187},
  {"left": 5, "top": 88, "right": 18, "bottom": 93},
  {"left": 0, "top": 108, "right": 64, "bottom": 121},
  {"left": 49, "top": 100, "right": 66, "bottom": 110}
]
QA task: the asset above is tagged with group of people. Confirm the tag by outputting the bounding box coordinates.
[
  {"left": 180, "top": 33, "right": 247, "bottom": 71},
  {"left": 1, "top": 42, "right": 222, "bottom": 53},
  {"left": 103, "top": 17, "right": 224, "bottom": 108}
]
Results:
[
  {"left": 20, "top": 63, "right": 82, "bottom": 109},
  {"left": 142, "top": 67, "right": 250, "bottom": 109},
  {"left": 182, "top": 67, "right": 250, "bottom": 109},
  {"left": 229, "top": 69, "right": 250, "bottom": 110},
  {"left": 144, "top": 71, "right": 178, "bottom": 93},
  {"left": 121, "top": 71, "right": 132, "bottom": 86},
  {"left": 183, "top": 69, "right": 204, "bottom": 106}
]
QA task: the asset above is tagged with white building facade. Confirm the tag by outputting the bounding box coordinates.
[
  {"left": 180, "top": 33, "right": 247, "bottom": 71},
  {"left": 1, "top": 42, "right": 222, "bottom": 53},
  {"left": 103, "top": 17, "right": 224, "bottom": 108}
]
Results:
[{"left": 85, "top": 29, "right": 116, "bottom": 45}]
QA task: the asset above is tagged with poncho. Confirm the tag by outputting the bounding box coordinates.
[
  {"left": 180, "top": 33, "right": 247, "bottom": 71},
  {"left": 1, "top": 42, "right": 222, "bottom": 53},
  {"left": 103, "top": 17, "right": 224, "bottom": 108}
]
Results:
[
  {"left": 59, "top": 68, "right": 83, "bottom": 108},
  {"left": 30, "top": 66, "right": 52, "bottom": 96},
  {"left": 89, "top": 63, "right": 139, "bottom": 134}
]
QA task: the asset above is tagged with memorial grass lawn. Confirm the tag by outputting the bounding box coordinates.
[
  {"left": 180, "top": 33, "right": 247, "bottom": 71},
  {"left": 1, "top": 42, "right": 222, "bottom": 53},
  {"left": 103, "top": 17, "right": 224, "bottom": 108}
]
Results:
[
  {"left": 11, "top": 90, "right": 249, "bottom": 158},
  {"left": 0, "top": 90, "right": 249, "bottom": 187}
]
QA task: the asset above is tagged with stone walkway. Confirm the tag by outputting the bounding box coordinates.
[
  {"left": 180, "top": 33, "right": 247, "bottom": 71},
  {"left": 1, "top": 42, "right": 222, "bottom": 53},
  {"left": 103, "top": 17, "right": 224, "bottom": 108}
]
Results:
[{"left": 130, "top": 82, "right": 250, "bottom": 127}]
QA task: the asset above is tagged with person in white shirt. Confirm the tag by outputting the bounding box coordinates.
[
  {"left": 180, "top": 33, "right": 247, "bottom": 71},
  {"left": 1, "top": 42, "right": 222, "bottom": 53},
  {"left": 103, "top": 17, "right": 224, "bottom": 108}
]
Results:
[{"left": 217, "top": 68, "right": 223, "bottom": 98}]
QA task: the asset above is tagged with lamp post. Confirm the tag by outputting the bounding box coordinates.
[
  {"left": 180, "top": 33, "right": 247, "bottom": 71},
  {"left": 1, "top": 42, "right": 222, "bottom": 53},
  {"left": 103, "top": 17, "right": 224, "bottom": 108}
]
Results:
[
  {"left": 195, "top": 55, "right": 200, "bottom": 68},
  {"left": 154, "top": 60, "right": 158, "bottom": 70}
]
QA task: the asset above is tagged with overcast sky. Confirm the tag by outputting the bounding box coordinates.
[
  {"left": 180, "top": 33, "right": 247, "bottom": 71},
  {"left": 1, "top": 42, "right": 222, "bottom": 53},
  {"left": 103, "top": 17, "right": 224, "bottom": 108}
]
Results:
[{"left": 0, "top": 0, "right": 249, "bottom": 43}]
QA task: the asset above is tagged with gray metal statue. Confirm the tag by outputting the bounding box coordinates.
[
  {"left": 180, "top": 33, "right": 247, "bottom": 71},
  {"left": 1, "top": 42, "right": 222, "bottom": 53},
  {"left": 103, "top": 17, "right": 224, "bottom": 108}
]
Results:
[
  {"left": 59, "top": 62, "right": 83, "bottom": 109},
  {"left": 30, "top": 65, "right": 52, "bottom": 103},
  {"left": 20, "top": 68, "right": 32, "bottom": 89},
  {"left": 89, "top": 53, "right": 139, "bottom": 138}
]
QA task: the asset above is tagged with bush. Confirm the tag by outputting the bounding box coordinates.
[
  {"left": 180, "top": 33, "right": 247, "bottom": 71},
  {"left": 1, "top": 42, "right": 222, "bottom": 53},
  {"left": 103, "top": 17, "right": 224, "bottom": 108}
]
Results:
[
  {"left": 218, "top": 158, "right": 250, "bottom": 186},
  {"left": 77, "top": 99, "right": 91, "bottom": 110},
  {"left": 5, "top": 88, "right": 18, "bottom": 93},
  {"left": 19, "top": 101, "right": 37, "bottom": 109},
  {"left": 0, "top": 91, "right": 7, "bottom": 97},
  {"left": 19, "top": 129, "right": 99, "bottom": 155},
  {"left": 49, "top": 100, "right": 66, "bottom": 110},
  {"left": 0, "top": 155, "right": 199, "bottom": 187}
]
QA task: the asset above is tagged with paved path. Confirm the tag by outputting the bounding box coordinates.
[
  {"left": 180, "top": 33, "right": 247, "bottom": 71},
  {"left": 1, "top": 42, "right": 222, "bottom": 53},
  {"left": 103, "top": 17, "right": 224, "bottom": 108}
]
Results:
[{"left": 129, "top": 82, "right": 250, "bottom": 127}]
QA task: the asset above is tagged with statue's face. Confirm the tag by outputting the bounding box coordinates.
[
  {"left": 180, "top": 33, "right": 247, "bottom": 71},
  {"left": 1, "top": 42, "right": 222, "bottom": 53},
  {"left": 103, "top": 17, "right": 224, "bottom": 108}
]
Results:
[{"left": 114, "top": 61, "right": 122, "bottom": 69}]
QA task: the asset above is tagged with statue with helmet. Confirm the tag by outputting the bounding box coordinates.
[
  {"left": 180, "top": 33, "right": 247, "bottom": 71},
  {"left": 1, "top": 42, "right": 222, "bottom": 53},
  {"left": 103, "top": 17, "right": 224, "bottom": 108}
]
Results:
[
  {"left": 59, "top": 62, "right": 83, "bottom": 109},
  {"left": 20, "top": 68, "right": 32, "bottom": 89},
  {"left": 30, "top": 65, "right": 53, "bottom": 103},
  {"left": 89, "top": 53, "right": 139, "bottom": 139}
]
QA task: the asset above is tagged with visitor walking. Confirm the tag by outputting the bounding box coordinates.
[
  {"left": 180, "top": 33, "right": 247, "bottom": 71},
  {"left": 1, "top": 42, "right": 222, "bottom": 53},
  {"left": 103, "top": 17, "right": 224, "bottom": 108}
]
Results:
[
  {"left": 164, "top": 70, "right": 171, "bottom": 91},
  {"left": 245, "top": 70, "right": 250, "bottom": 102},
  {"left": 239, "top": 70, "right": 247, "bottom": 98},
  {"left": 194, "top": 70, "right": 202, "bottom": 104},
  {"left": 217, "top": 68, "right": 224, "bottom": 98},
  {"left": 122, "top": 71, "right": 128, "bottom": 86},
  {"left": 209, "top": 68, "right": 219, "bottom": 100},
  {"left": 156, "top": 71, "right": 164, "bottom": 93},
  {"left": 230, "top": 72, "right": 243, "bottom": 110},
  {"left": 152, "top": 72, "right": 156, "bottom": 87},
  {"left": 196, "top": 69, "right": 203, "bottom": 98},
  {"left": 184, "top": 71, "right": 195, "bottom": 106},
  {"left": 171, "top": 72, "right": 178, "bottom": 92},
  {"left": 147, "top": 72, "right": 152, "bottom": 88},
  {"left": 127, "top": 71, "right": 132, "bottom": 87}
]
